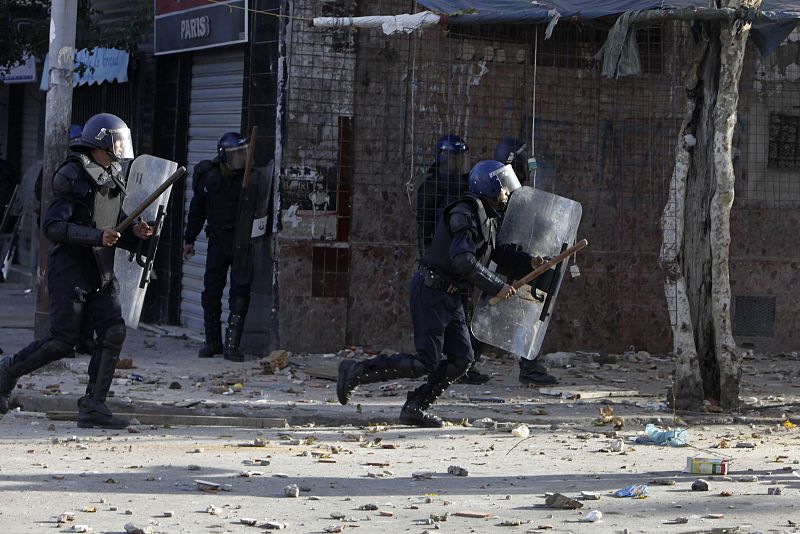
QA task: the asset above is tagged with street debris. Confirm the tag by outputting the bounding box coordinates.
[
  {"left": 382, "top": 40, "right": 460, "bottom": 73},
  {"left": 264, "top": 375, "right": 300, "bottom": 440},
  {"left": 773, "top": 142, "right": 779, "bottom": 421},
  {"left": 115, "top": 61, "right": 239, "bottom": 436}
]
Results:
[
  {"left": 595, "top": 405, "right": 624, "bottom": 430},
  {"left": 581, "top": 491, "right": 601, "bottom": 500},
  {"left": 511, "top": 424, "right": 530, "bottom": 438},
  {"left": 545, "top": 493, "right": 583, "bottom": 509},
  {"left": 691, "top": 479, "right": 709, "bottom": 491},
  {"left": 263, "top": 521, "right": 288, "bottom": 529},
  {"left": 260, "top": 350, "right": 290, "bottom": 374},
  {"left": 498, "top": 518, "right": 524, "bottom": 526},
  {"left": 57, "top": 512, "right": 75, "bottom": 524},
  {"left": 283, "top": 484, "right": 300, "bottom": 497},
  {"left": 124, "top": 524, "right": 154, "bottom": 534},
  {"left": 686, "top": 456, "right": 730, "bottom": 475},
  {"left": 447, "top": 465, "right": 469, "bottom": 476},
  {"left": 634, "top": 423, "right": 688, "bottom": 446},
  {"left": 768, "top": 486, "right": 783, "bottom": 495},
  {"left": 585, "top": 510, "right": 603, "bottom": 522},
  {"left": 614, "top": 484, "right": 648, "bottom": 498},
  {"left": 412, "top": 470, "right": 435, "bottom": 480},
  {"left": 454, "top": 511, "right": 492, "bottom": 518}
]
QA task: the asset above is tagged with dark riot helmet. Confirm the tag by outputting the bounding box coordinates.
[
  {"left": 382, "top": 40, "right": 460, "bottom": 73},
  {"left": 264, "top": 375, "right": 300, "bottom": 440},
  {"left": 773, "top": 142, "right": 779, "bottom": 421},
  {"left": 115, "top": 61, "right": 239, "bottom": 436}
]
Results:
[
  {"left": 493, "top": 138, "right": 528, "bottom": 182},
  {"left": 73, "top": 113, "right": 134, "bottom": 162},
  {"left": 68, "top": 124, "right": 83, "bottom": 143},
  {"left": 435, "top": 134, "right": 470, "bottom": 175},
  {"left": 469, "top": 160, "right": 522, "bottom": 199},
  {"left": 217, "top": 132, "right": 248, "bottom": 170}
]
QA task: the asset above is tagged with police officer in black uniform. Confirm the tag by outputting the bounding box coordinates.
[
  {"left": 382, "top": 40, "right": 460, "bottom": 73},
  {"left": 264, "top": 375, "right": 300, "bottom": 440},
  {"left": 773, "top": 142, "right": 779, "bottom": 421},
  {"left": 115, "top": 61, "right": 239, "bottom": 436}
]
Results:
[
  {"left": 338, "top": 160, "right": 549, "bottom": 427},
  {"left": 183, "top": 132, "right": 251, "bottom": 362},
  {"left": 0, "top": 113, "right": 154, "bottom": 429}
]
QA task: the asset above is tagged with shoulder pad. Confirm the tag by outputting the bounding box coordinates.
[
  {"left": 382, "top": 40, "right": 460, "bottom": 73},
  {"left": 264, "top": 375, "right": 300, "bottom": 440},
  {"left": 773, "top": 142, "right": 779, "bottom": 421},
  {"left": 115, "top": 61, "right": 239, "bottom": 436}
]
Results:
[
  {"left": 195, "top": 160, "right": 214, "bottom": 174},
  {"left": 52, "top": 161, "right": 90, "bottom": 198},
  {"left": 447, "top": 201, "right": 477, "bottom": 235}
]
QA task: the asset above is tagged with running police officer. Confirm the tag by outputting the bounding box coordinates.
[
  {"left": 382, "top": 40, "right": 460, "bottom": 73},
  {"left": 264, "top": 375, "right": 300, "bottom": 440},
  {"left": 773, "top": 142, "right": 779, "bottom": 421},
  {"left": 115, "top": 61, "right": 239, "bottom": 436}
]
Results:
[
  {"left": 0, "top": 113, "right": 154, "bottom": 429},
  {"left": 338, "top": 160, "right": 544, "bottom": 427},
  {"left": 183, "top": 132, "right": 252, "bottom": 362}
]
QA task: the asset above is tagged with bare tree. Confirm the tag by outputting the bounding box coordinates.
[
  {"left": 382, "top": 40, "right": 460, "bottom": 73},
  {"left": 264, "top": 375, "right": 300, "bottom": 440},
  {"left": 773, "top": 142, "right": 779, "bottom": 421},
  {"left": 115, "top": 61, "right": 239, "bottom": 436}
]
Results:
[{"left": 660, "top": 0, "right": 762, "bottom": 411}]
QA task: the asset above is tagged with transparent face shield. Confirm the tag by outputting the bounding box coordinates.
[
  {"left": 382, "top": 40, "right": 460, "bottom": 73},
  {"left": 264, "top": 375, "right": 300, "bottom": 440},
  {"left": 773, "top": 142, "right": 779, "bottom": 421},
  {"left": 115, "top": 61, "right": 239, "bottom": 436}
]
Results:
[
  {"left": 489, "top": 164, "right": 522, "bottom": 194},
  {"left": 439, "top": 150, "right": 471, "bottom": 176},
  {"left": 225, "top": 145, "right": 249, "bottom": 171},
  {"left": 107, "top": 128, "right": 134, "bottom": 161}
]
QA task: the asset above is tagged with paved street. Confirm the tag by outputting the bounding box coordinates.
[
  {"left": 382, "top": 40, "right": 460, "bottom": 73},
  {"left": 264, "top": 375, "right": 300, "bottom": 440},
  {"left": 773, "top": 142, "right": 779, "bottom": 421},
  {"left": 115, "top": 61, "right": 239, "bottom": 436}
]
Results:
[{"left": 2, "top": 281, "right": 800, "bottom": 533}]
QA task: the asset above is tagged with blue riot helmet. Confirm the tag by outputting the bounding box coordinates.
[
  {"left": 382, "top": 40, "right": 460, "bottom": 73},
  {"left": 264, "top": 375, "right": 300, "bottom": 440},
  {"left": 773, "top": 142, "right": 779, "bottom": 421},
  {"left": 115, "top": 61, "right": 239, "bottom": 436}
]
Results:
[
  {"left": 435, "top": 134, "right": 470, "bottom": 176},
  {"left": 469, "top": 160, "right": 521, "bottom": 212},
  {"left": 493, "top": 138, "right": 528, "bottom": 182},
  {"left": 68, "top": 124, "right": 83, "bottom": 143},
  {"left": 217, "top": 132, "right": 248, "bottom": 171},
  {"left": 73, "top": 113, "right": 134, "bottom": 162}
]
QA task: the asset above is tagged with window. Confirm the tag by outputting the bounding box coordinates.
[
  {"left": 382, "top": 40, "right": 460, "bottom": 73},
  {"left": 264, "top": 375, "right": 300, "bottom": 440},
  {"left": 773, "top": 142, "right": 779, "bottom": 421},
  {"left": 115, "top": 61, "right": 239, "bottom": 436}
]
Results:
[{"left": 768, "top": 113, "right": 800, "bottom": 168}]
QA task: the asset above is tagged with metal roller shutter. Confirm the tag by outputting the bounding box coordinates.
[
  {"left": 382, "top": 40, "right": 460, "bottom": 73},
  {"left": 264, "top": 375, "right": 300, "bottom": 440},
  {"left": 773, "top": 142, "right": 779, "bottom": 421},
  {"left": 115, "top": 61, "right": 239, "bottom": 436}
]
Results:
[{"left": 180, "top": 48, "right": 244, "bottom": 331}]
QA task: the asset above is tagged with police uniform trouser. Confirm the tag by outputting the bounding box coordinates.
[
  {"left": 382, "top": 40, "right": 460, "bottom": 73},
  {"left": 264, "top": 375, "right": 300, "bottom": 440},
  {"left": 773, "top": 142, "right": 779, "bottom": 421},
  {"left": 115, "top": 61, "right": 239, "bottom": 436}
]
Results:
[{"left": 201, "top": 231, "right": 252, "bottom": 318}]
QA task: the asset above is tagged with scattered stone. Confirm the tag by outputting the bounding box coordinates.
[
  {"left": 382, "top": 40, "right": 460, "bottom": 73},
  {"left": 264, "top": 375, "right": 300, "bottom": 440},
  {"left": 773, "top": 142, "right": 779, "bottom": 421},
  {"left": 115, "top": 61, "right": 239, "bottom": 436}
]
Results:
[
  {"left": 735, "top": 442, "right": 756, "bottom": 448},
  {"left": 471, "top": 418, "right": 496, "bottom": 428},
  {"left": 499, "top": 518, "right": 524, "bottom": 526},
  {"left": 168, "top": 381, "right": 182, "bottom": 390},
  {"left": 284, "top": 484, "right": 300, "bottom": 498},
  {"left": 57, "top": 512, "right": 75, "bottom": 523},
  {"left": 195, "top": 480, "right": 221, "bottom": 492},
  {"left": 581, "top": 491, "right": 600, "bottom": 500},
  {"left": 412, "top": 471, "right": 434, "bottom": 480},
  {"left": 187, "top": 464, "right": 201, "bottom": 471},
  {"left": 206, "top": 504, "right": 221, "bottom": 515},
  {"left": 454, "top": 511, "right": 492, "bottom": 518},
  {"left": 124, "top": 510, "right": 133, "bottom": 515},
  {"left": 545, "top": 493, "right": 583, "bottom": 509},
  {"left": 124, "top": 524, "right": 154, "bottom": 534},
  {"left": 359, "top": 504, "right": 378, "bottom": 511},
  {"left": 263, "top": 521, "right": 287, "bottom": 530},
  {"left": 664, "top": 517, "right": 689, "bottom": 525},
  {"left": 240, "top": 518, "right": 258, "bottom": 526},
  {"left": 691, "top": 479, "right": 709, "bottom": 491},
  {"left": 737, "top": 475, "right": 759, "bottom": 482},
  {"left": 769, "top": 487, "right": 783, "bottom": 495},
  {"left": 705, "top": 513, "right": 725, "bottom": 519},
  {"left": 720, "top": 490, "right": 734, "bottom": 497},
  {"left": 609, "top": 439, "right": 626, "bottom": 452},
  {"left": 163, "top": 511, "right": 174, "bottom": 518},
  {"left": 379, "top": 511, "right": 395, "bottom": 517},
  {"left": 260, "top": 350, "right": 290, "bottom": 374},
  {"left": 70, "top": 525, "right": 91, "bottom": 533},
  {"left": 447, "top": 465, "right": 468, "bottom": 477},
  {"left": 330, "top": 512, "right": 346, "bottom": 520}
]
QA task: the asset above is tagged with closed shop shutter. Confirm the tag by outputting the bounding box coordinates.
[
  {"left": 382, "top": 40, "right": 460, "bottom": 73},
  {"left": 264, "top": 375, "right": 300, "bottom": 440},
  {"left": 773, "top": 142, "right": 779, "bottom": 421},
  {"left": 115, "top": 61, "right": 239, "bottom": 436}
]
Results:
[{"left": 180, "top": 48, "right": 244, "bottom": 331}]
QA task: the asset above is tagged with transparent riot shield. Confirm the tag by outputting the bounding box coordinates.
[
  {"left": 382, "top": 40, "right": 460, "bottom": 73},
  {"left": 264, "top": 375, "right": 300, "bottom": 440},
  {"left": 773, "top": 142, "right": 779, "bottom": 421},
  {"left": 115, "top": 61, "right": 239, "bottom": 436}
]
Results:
[
  {"left": 471, "top": 186, "right": 582, "bottom": 360},
  {"left": 115, "top": 155, "right": 178, "bottom": 328},
  {"left": 0, "top": 161, "right": 40, "bottom": 280}
]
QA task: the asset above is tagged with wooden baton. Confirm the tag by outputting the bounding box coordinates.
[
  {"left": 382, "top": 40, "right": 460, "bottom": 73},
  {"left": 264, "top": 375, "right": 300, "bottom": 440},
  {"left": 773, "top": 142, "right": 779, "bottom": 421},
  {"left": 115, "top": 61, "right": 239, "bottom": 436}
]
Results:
[{"left": 489, "top": 238, "right": 588, "bottom": 305}]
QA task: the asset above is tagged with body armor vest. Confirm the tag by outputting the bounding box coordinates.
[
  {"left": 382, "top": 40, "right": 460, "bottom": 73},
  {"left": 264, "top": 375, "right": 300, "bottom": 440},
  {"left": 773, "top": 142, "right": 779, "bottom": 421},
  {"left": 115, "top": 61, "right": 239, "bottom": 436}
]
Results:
[
  {"left": 64, "top": 154, "right": 125, "bottom": 286},
  {"left": 421, "top": 194, "right": 496, "bottom": 279}
]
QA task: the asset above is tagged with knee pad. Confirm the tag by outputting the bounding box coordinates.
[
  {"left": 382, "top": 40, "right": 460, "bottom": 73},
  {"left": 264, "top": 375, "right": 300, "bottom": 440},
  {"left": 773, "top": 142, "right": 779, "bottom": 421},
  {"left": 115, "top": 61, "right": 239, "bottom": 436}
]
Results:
[{"left": 101, "top": 323, "right": 126, "bottom": 350}]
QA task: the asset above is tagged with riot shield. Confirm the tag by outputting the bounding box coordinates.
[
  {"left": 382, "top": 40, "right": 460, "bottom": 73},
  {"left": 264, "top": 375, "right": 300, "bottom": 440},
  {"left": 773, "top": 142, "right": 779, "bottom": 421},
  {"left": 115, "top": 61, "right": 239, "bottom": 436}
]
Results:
[
  {"left": 115, "top": 155, "right": 178, "bottom": 328},
  {"left": 231, "top": 161, "right": 274, "bottom": 283},
  {"left": 0, "top": 161, "right": 41, "bottom": 280},
  {"left": 471, "top": 186, "right": 582, "bottom": 360}
]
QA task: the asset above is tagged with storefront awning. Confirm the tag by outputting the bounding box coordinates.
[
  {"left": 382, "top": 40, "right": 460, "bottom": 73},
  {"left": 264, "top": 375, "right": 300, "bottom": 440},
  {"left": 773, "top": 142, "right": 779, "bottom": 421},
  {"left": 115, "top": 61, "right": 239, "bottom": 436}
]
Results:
[
  {"left": 0, "top": 54, "right": 37, "bottom": 84},
  {"left": 415, "top": 0, "right": 800, "bottom": 24},
  {"left": 39, "top": 47, "right": 129, "bottom": 91}
]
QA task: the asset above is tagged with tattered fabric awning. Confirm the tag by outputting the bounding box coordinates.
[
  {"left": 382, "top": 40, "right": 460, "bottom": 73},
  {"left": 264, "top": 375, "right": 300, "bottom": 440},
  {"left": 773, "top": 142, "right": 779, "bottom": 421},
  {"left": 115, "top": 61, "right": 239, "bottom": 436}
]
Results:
[
  {"left": 39, "top": 47, "right": 129, "bottom": 91},
  {"left": 414, "top": 1, "right": 800, "bottom": 24}
]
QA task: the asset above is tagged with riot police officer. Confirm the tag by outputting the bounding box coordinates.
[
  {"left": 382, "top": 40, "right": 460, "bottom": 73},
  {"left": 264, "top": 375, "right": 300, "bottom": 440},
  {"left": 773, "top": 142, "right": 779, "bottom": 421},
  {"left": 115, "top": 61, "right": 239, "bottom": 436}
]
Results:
[
  {"left": 0, "top": 113, "right": 154, "bottom": 429},
  {"left": 183, "top": 132, "right": 251, "bottom": 362},
  {"left": 493, "top": 138, "right": 557, "bottom": 386},
  {"left": 338, "top": 160, "right": 545, "bottom": 427},
  {"left": 416, "top": 134, "right": 470, "bottom": 255}
]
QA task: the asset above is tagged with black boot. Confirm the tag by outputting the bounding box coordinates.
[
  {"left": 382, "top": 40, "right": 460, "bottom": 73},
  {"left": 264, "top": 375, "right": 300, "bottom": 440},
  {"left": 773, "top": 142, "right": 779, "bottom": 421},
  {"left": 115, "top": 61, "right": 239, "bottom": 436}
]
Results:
[
  {"left": 399, "top": 359, "right": 470, "bottom": 428},
  {"left": 456, "top": 363, "right": 490, "bottom": 385},
  {"left": 518, "top": 358, "right": 557, "bottom": 385},
  {"left": 337, "top": 353, "right": 427, "bottom": 405},
  {"left": 77, "top": 324, "right": 129, "bottom": 429},
  {"left": 198, "top": 313, "right": 222, "bottom": 358},
  {"left": 223, "top": 297, "right": 249, "bottom": 362},
  {"left": 0, "top": 338, "right": 72, "bottom": 415}
]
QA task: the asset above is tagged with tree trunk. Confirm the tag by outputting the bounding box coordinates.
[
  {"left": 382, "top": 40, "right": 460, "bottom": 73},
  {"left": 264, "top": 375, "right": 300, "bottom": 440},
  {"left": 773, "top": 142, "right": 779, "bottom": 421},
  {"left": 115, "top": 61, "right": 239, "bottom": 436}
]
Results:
[{"left": 660, "top": 0, "right": 759, "bottom": 411}]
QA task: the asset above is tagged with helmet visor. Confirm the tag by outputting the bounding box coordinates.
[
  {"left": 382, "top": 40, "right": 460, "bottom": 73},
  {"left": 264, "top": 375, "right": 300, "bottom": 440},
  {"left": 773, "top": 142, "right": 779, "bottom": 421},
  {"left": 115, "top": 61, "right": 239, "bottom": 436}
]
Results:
[
  {"left": 439, "top": 151, "right": 471, "bottom": 176},
  {"left": 109, "top": 128, "right": 134, "bottom": 161},
  {"left": 225, "top": 145, "right": 249, "bottom": 170},
  {"left": 489, "top": 164, "right": 522, "bottom": 193}
]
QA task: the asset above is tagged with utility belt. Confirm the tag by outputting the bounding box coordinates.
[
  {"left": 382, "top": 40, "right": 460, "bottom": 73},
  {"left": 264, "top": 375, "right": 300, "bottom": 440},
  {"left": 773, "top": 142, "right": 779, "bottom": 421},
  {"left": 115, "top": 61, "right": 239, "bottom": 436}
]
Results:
[{"left": 418, "top": 264, "right": 461, "bottom": 295}]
